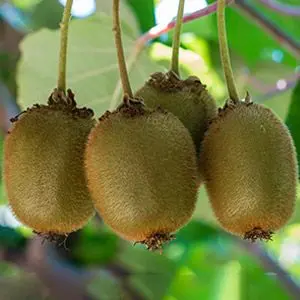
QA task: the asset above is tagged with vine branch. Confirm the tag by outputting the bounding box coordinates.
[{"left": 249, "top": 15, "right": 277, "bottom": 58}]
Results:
[
  {"left": 257, "top": 78, "right": 298, "bottom": 102},
  {"left": 235, "top": 0, "right": 300, "bottom": 58},
  {"left": 136, "top": 0, "right": 299, "bottom": 59},
  {"left": 112, "top": 0, "right": 133, "bottom": 98},
  {"left": 258, "top": 0, "right": 300, "bottom": 17},
  {"left": 237, "top": 239, "right": 300, "bottom": 300},
  {"left": 57, "top": 0, "right": 73, "bottom": 93},
  {"left": 0, "top": 226, "right": 144, "bottom": 300},
  {"left": 138, "top": 0, "right": 234, "bottom": 45},
  {"left": 109, "top": 0, "right": 299, "bottom": 108},
  {"left": 171, "top": 0, "right": 185, "bottom": 76},
  {"left": 109, "top": 0, "right": 234, "bottom": 109}
]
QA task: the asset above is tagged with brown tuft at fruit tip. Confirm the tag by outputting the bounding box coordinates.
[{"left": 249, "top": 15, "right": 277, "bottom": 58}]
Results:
[
  {"left": 33, "top": 230, "right": 70, "bottom": 249},
  {"left": 243, "top": 227, "right": 273, "bottom": 243},
  {"left": 136, "top": 233, "right": 176, "bottom": 252}
]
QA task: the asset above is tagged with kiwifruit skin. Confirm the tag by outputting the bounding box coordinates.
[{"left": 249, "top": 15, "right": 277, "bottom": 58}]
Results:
[
  {"left": 201, "top": 101, "right": 298, "bottom": 236},
  {"left": 85, "top": 105, "right": 198, "bottom": 242},
  {"left": 4, "top": 106, "right": 96, "bottom": 234},
  {"left": 134, "top": 72, "right": 217, "bottom": 156}
]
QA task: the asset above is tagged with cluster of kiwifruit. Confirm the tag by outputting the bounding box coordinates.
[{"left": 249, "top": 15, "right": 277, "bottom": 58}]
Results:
[{"left": 3, "top": 0, "right": 298, "bottom": 251}]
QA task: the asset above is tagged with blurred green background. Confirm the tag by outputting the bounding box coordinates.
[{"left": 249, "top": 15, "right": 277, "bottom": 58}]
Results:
[{"left": 0, "top": 0, "right": 299, "bottom": 299}]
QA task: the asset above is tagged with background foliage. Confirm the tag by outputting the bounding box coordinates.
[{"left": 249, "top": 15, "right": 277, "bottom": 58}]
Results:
[{"left": 0, "top": 0, "right": 299, "bottom": 299}]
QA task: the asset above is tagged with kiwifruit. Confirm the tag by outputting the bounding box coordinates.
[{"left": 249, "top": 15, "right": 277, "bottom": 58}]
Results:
[
  {"left": 200, "top": 96, "right": 298, "bottom": 241},
  {"left": 4, "top": 89, "right": 96, "bottom": 237},
  {"left": 85, "top": 96, "right": 198, "bottom": 250},
  {"left": 135, "top": 71, "right": 217, "bottom": 157}
]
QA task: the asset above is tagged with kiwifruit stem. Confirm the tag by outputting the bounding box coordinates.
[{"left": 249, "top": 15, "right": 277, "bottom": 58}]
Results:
[
  {"left": 112, "top": 0, "right": 133, "bottom": 98},
  {"left": 57, "top": 0, "right": 73, "bottom": 93},
  {"left": 171, "top": 0, "right": 185, "bottom": 76},
  {"left": 217, "top": 0, "right": 240, "bottom": 103}
]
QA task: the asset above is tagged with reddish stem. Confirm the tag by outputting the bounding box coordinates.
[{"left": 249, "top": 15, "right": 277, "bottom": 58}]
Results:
[
  {"left": 259, "top": 0, "right": 300, "bottom": 17},
  {"left": 235, "top": 0, "right": 300, "bottom": 58},
  {"left": 137, "top": 0, "right": 234, "bottom": 45}
]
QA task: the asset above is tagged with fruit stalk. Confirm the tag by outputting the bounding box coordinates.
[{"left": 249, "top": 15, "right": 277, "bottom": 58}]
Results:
[
  {"left": 112, "top": 0, "right": 133, "bottom": 97},
  {"left": 57, "top": 0, "right": 73, "bottom": 93},
  {"left": 171, "top": 0, "right": 186, "bottom": 76},
  {"left": 217, "top": 0, "right": 239, "bottom": 102},
  {"left": 239, "top": 238, "right": 300, "bottom": 299}
]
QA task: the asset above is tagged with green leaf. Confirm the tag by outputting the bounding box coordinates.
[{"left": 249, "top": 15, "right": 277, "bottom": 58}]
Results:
[
  {"left": 30, "top": 0, "right": 63, "bottom": 30},
  {"left": 95, "top": 0, "right": 139, "bottom": 36},
  {"left": 11, "top": 0, "right": 41, "bottom": 10},
  {"left": 252, "top": 0, "right": 300, "bottom": 44},
  {"left": 175, "top": 220, "right": 220, "bottom": 246},
  {"left": 89, "top": 271, "right": 123, "bottom": 300},
  {"left": 0, "top": 226, "right": 26, "bottom": 248},
  {"left": 167, "top": 240, "right": 235, "bottom": 300},
  {"left": 168, "top": 265, "right": 212, "bottom": 300},
  {"left": 215, "top": 260, "right": 241, "bottom": 300},
  {"left": 205, "top": 0, "right": 298, "bottom": 68},
  {"left": 181, "top": 15, "right": 217, "bottom": 41},
  {"left": 71, "top": 225, "right": 119, "bottom": 266},
  {"left": 17, "top": 15, "right": 163, "bottom": 116},
  {"left": 223, "top": 7, "right": 297, "bottom": 68},
  {"left": 239, "top": 255, "right": 290, "bottom": 300},
  {"left": 125, "top": 0, "right": 156, "bottom": 33},
  {"left": 118, "top": 244, "right": 176, "bottom": 274},
  {"left": 118, "top": 244, "right": 177, "bottom": 300},
  {"left": 246, "top": 63, "right": 294, "bottom": 120},
  {"left": 286, "top": 80, "right": 300, "bottom": 174}
]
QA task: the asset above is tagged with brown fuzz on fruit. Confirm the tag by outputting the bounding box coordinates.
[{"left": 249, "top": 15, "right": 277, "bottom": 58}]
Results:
[
  {"left": 85, "top": 96, "right": 198, "bottom": 250},
  {"left": 200, "top": 95, "right": 298, "bottom": 241},
  {"left": 4, "top": 89, "right": 96, "bottom": 236},
  {"left": 134, "top": 71, "right": 217, "bottom": 156}
]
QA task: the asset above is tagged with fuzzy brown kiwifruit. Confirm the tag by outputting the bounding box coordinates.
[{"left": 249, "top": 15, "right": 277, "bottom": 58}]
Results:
[
  {"left": 200, "top": 96, "right": 298, "bottom": 242},
  {"left": 4, "top": 89, "right": 96, "bottom": 237},
  {"left": 134, "top": 71, "right": 217, "bottom": 156},
  {"left": 85, "top": 97, "right": 198, "bottom": 250}
]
